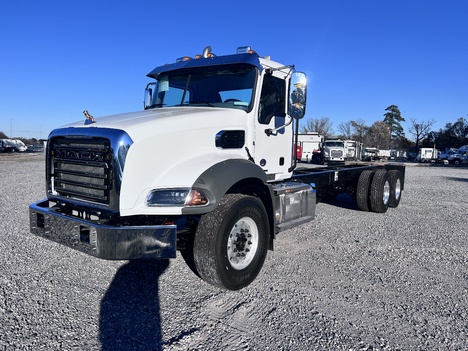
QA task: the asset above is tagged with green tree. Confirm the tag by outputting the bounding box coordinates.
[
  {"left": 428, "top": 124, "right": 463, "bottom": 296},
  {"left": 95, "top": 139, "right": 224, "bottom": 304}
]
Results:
[
  {"left": 424, "top": 117, "right": 468, "bottom": 149},
  {"left": 452, "top": 117, "right": 468, "bottom": 141},
  {"left": 394, "top": 135, "right": 415, "bottom": 150},
  {"left": 364, "top": 121, "right": 391, "bottom": 149},
  {"left": 383, "top": 105, "right": 406, "bottom": 145}
]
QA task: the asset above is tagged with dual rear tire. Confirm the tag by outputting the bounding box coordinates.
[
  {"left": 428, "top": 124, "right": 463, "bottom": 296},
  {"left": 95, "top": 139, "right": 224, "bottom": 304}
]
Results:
[{"left": 356, "top": 169, "right": 402, "bottom": 213}]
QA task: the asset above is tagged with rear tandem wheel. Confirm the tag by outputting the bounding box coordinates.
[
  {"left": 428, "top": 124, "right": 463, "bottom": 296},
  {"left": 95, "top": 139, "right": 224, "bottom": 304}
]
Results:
[
  {"left": 388, "top": 170, "right": 403, "bottom": 208},
  {"left": 356, "top": 169, "right": 392, "bottom": 213},
  {"left": 356, "top": 170, "right": 374, "bottom": 212},
  {"left": 369, "top": 169, "right": 391, "bottom": 213}
]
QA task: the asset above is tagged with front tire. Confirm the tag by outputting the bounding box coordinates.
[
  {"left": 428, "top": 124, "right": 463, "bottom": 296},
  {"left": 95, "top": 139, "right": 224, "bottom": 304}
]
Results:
[{"left": 193, "top": 194, "right": 269, "bottom": 290}]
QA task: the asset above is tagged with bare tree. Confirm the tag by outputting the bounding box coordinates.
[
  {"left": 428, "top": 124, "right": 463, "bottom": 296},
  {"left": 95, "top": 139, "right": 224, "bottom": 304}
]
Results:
[
  {"left": 408, "top": 118, "right": 436, "bottom": 150},
  {"left": 338, "top": 121, "right": 352, "bottom": 139},
  {"left": 301, "top": 117, "right": 334, "bottom": 138},
  {"left": 350, "top": 119, "right": 369, "bottom": 143}
]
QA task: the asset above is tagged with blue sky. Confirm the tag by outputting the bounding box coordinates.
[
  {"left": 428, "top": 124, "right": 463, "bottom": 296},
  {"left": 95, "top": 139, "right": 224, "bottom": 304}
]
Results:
[{"left": 1, "top": 0, "right": 467, "bottom": 140}]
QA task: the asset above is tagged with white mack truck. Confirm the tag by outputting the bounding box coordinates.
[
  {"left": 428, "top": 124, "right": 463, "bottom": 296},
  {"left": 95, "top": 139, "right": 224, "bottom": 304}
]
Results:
[
  {"left": 29, "top": 46, "right": 405, "bottom": 290},
  {"left": 322, "top": 139, "right": 346, "bottom": 163}
]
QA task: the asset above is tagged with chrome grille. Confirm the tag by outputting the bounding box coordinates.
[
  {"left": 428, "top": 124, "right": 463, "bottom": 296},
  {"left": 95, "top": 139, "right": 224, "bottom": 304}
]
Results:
[
  {"left": 50, "top": 137, "right": 112, "bottom": 205},
  {"left": 331, "top": 149, "right": 343, "bottom": 158}
]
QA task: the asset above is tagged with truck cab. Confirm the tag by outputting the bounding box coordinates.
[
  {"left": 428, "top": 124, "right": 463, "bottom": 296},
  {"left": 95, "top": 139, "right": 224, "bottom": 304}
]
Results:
[
  {"left": 30, "top": 46, "right": 311, "bottom": 290},
  {"left": 142, "top": 46, "right": 302, "bottom": 182}
]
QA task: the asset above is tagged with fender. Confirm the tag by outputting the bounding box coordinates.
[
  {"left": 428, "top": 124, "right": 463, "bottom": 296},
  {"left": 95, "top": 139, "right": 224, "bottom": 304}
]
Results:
[{"left": 182, "top": 159, "right": 274, "bottom": 215}]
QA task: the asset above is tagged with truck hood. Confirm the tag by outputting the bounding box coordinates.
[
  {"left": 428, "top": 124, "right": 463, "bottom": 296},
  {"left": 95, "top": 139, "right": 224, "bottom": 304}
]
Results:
[
  {"left": 61, "top": 107, "right": 251, "bottom": 215},
  {"left": 64, "top": 107, "right": 247, "bottom": 143}
]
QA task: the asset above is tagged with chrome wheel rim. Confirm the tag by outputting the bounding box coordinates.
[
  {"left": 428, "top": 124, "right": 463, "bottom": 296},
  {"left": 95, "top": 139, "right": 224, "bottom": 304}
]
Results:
[{"left": 383, "top": 180, "right": 391, "bottom": 204}]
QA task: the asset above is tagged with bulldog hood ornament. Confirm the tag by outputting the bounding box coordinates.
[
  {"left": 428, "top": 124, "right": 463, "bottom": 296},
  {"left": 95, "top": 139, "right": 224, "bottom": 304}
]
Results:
[{"left": 83, "top": 110, "right": 95, "bottom": 125}]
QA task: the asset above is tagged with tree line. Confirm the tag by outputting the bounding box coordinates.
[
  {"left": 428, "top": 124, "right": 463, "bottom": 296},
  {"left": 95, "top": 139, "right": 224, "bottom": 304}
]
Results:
[{"left": 301, "top": 105, "right": 468, "bottom": 152}]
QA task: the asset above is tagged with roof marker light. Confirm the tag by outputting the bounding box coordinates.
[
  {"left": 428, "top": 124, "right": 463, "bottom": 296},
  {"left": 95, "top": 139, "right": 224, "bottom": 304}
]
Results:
[
  {"left": 237, "top": 46, "right": 257, "bottom": 54},
  {"left": 176, "top": 56, "right": 192, "bottom": 63}
]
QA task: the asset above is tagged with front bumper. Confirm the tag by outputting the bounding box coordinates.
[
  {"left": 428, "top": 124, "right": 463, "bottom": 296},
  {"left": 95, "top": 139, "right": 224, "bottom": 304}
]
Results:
[{"left": 29, "top": 199, "right": 177, "bottom": 260}]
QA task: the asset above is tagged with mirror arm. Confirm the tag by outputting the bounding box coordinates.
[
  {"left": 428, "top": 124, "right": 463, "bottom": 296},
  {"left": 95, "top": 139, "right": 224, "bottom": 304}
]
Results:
[{"left": 265, "top": 116, "right": 293, "bottom": 136}]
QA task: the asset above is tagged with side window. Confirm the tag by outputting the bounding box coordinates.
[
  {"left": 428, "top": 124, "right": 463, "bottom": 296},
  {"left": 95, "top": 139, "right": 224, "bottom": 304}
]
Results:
[
  {"left": 258, "top": 74, "right": 286, "bottom": 125},
  {"left": 163, "top": 86, "right": 189, "bottom": 106}
]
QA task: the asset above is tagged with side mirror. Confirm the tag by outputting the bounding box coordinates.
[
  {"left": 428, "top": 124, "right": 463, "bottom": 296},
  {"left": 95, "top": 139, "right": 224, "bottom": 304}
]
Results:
[{"left": 289, "top": 72, "right": 307, "bottom": 119}]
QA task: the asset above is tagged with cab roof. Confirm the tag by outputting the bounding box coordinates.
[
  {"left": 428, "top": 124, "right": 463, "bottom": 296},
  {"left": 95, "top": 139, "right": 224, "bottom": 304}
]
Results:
[{"left": 146, "top": 52, "right": 263, "bottom": 79}]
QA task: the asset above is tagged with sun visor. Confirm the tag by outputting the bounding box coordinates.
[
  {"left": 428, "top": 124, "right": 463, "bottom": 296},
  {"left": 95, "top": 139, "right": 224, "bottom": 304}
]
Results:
[{"left": 146, "top": 53, "right": 262, "bottom": 79}]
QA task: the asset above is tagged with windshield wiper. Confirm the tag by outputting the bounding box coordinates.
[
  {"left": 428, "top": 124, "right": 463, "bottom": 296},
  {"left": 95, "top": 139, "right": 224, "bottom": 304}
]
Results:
[
  {"left": 148, "top": 103, "right": 166, "bottom": 109},
  {"left": 191, "top": 101, "right": 215, "bottom": 107}
]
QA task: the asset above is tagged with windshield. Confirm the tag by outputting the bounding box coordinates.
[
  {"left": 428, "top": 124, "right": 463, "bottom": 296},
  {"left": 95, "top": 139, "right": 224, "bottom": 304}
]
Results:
[
  {"left": 146, "top": 64, "right": 257, "bottom": 111},
  {"left": 324, "top": 141, "right": 344, "bottom": 147}
]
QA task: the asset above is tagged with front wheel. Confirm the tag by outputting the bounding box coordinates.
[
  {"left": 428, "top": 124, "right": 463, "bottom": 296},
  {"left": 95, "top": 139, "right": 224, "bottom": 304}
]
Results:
[{"left": 193, "top": 194, "right": 269, "bottom": 290}]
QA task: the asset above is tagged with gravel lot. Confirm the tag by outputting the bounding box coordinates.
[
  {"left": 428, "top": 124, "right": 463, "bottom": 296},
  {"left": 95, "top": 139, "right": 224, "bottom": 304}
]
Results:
[{"left": 1, "top": 153, "right": 467, "bottom": 350}]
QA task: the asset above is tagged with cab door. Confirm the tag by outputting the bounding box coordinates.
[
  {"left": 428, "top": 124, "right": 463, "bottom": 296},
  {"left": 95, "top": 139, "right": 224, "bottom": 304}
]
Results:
[{"left": 253, "top": 72, "right": 293, "bottom": 180}]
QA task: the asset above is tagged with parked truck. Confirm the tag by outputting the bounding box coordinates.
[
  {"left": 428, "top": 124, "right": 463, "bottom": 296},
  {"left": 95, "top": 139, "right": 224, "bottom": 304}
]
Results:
[
  {"left": 29, "top": 46, "right": 405, "bottom": 290},
  {"left": 438, "top": 148, "right": 458, "bottom": 163},
  {"left": 322, "top": 139, "right": 346, "bottom": 163},
  {"left": 416, "top": 147, "right": 438, "bottom": 163},
  {"left": 446, "top": 145, "right": 468, "bottom": 164},
  {"left": 0, "top": 139, "right": 27, "bottom": 153}
]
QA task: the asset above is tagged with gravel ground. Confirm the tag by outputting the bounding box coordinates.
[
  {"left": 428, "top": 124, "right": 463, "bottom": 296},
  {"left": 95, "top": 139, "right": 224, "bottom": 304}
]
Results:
[{"left": 1, "top": 153, "right": 467, "bottom": 351}]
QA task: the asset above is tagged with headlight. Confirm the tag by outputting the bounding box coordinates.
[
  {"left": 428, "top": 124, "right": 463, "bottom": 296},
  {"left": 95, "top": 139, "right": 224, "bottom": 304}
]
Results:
[{"left": 146, "top": 188, "right": 208, "bottom": 207}]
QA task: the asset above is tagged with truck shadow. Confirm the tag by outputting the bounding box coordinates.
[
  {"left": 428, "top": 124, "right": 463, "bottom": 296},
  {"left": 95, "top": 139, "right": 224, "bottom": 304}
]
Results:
[
  {"left": 99, "top": 259, "right": 170, "bottom": 351},
  {"left": 321, "top": 193, "right": 359, "bottom": 210},
  {"left": 442, "top": 176, "right": 468, "bottom": 183}
]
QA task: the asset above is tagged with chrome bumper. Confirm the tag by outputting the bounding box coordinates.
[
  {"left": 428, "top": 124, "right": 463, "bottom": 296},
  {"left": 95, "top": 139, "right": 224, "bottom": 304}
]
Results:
[{"left": 29, "top": 199, "right": 177, "bottom": 260}]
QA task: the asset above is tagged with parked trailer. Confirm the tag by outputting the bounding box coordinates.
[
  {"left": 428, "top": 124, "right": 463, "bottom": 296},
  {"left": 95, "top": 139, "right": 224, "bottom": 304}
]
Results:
[
  {"left": 362, "top": 147, "right": 380, "bottom": 161},
  {"left": 29, "top": 46, "right": 405, "bottom": 290},
  {"left": 344, "top": 140, "right": 362, "bottom": 161},
  {"left": 297, "top": 132, "right": 323, "bottom": 163}
]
